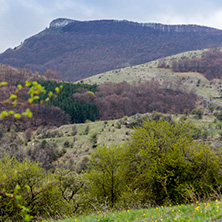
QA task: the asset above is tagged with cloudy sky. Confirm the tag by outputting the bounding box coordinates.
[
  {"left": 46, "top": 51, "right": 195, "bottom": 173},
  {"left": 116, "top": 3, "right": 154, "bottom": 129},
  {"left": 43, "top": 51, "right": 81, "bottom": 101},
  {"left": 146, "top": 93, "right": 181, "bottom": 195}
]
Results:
[{"left": 1, "top": 0, "right": 222, "bottom": 53}]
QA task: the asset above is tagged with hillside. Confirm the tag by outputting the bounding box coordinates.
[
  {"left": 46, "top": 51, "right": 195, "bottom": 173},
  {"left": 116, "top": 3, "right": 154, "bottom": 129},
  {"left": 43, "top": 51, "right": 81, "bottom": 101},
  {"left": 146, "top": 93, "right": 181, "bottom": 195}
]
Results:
[
  {"left": 11, "top": 109, "right": 222, "bottom": 173},
  {"left": 2, "top": 51, "right": 222, "bottom": 221},
  {"left": 1, "top": 19, "right": 222, "bottom": 81},
  {"left": 79, "top": 48, "right": 222, "bottom": 100},
  {"left": 0, "top": 65, "right": 69, "bottom": 130}
]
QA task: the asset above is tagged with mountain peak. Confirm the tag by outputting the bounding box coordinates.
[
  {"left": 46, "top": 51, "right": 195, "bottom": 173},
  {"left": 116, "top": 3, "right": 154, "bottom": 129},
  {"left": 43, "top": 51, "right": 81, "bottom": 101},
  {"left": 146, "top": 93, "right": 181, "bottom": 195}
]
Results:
[{"left": 49, "top": 18, "right": 75, "bottom": 28}]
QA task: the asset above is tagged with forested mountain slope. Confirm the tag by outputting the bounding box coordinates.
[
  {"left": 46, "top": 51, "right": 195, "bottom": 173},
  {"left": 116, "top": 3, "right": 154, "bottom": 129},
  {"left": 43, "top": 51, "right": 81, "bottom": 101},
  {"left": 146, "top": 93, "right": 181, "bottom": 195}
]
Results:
[{"left": 1, "top": 19, "right": 222, "bottom": 81}]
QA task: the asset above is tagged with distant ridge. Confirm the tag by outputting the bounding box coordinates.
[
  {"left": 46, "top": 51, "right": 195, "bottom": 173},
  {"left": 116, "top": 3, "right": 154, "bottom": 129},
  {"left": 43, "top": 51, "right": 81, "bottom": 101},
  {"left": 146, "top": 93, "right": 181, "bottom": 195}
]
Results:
[
  {"left": 1, "top": 18, "right": 222, "bottom": 81},
  {"left": 144, "top": 23, "right": 222, "bottom": 33},
  {"left": 49, "top": 18, "right": 222, "bottom": 33}
]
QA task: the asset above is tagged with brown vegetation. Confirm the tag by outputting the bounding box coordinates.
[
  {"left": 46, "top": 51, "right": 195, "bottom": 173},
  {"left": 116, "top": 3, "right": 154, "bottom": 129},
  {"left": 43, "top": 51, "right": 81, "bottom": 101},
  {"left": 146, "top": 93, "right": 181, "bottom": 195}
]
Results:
[
  {"left": 0, "top": 65, "right": 69, "bottom": 130},
  {"left": 166, "top": 48, "right": 222, "bottom": 80},
  {"left": 1, "top": 20, "right": 222, "bottom": 81},
  {"left": 73, "top": 81, "right": 197, "bottom": 120}
]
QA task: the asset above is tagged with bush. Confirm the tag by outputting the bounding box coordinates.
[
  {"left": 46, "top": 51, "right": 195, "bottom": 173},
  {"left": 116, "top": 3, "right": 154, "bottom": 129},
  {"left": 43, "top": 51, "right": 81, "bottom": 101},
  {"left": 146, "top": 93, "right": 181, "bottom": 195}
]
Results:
[
  {"left": 71, "top": 124, "right": 77, "bottom": 136},
  {"left": 214, "top": 111, "right": 222, "bottom": 121},
  {"left": 84, "top": 125, "right": 90, "bottom": 135},
  {"left": 85, "top": 120, "right": 222, "bottom": 208},
  {"left": 90, "top": 133, "right": 98, "bottom": 148},
  {"left": 191, "top": 109, "right": 203, "bottom": 119},
  {"left": 85, "top": 145, "right": 125, "bottom": 208},
  {"left": 122, "top": 119, "right": 222, "bottom": 205},
  {"left": 0, "top": 156, "right": 87, "bottom": 221},
  {"left": 29, "top": 141, "right": 66, "bottom": 170},
  {"left": 0, "top": 156, "right": 61, "bottom": 221}
]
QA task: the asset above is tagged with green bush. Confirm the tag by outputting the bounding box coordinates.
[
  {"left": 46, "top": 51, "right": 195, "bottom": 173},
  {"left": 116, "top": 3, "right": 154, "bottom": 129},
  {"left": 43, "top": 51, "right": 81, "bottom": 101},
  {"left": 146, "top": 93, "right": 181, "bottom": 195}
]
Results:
[
  {"left": 85, "top": 120, "right": 222, "bottom": 209},
  {"left": 122, "top": 119, "right": 222, "bottom": 205},
  {"left": 0, "top": 156, "right": 82, "bottom": 221},
  {"left": 85, "top": 145, "right": 125, "bottom": 208}
]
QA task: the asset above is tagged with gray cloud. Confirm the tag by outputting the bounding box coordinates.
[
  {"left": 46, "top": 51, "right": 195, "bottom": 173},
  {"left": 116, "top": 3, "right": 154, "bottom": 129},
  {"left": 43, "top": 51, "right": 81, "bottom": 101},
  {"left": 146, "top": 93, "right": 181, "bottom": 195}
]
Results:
[{"left": 1, "top": 0, "right": 222, "bottom": 52}]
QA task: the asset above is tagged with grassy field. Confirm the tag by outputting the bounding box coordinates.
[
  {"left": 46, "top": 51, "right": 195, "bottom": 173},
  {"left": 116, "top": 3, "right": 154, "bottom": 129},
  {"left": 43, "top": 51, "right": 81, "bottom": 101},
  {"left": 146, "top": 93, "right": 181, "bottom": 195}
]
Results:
[
  {"left": 76, "top": 48, "right": 222, "bottom": 99},
  {"left": 27, "top": 118, "right": 132, "bottom": 168},
  {"left": 50, "top": 200, "right": 222, "bottom": 222}
]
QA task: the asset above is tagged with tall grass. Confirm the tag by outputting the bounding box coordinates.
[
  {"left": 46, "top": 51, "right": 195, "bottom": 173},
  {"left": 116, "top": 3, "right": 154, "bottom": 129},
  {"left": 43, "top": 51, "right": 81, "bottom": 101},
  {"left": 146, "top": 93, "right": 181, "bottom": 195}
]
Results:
[{"left": 52, "top": 200, "right": 222, "bottom": 222}]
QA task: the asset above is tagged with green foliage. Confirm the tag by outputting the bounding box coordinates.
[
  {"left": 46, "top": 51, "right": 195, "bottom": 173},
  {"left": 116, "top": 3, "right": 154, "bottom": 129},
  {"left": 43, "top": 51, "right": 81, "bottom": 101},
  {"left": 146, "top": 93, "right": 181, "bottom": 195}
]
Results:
[
  {"left": 55, "top": 169, "right": 85, "bottom": 210},
  {"left": 0, "top": 156, "right": 49, "bottom": 220},
  {"left": 37, "top": 80, "right": 99, "bottom": 123},
  {"left": 71, "top": 124, "right": 78, "bottom": 136},
  {"left": 122, "top": 119, "right": 222, "bottom": 205},
  {"left": 90, "top": 132, "right": 98, "bottom": 148},
  {"left": 85, "top": 145, "right": 125, "bottom": 208},
  {"left": 84, "top": 125, "right": 90, "bottom": 135},
  {"left": 0, "top": 156, "right": 84, "bottom": 221},
  {"left": 214, "top": 111, "right": 222, "bottom": 121},
  {"left": 191, "top": 109, "right": 203, "bottom": 119},
  {"left": 85, "top": 120, "right": 222, "bottom": 209},
  {"left": 0, "top": 80, "right": 62, "bottom": 120},
  {"left": 51, "top": 200, "right": 222, "bottom": 222}
]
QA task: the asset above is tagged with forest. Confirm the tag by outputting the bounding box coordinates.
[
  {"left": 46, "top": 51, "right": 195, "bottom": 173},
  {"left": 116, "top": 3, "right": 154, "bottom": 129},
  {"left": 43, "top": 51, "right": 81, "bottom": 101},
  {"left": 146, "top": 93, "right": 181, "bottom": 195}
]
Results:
[
  {"left": 167, "top": 49, "right": 222, "bottom": 80},
  {"left": 37, "top": 80, "right": 99, "bottom": 123},
  {"left": 1, "top": 78, "right": 196, "bottom": 130},
  {"left": 36, "top": 79, "right": 197, "bottom": 123},
  {"left": 73, "top": 80, "right": 197, "bottom": 120}
]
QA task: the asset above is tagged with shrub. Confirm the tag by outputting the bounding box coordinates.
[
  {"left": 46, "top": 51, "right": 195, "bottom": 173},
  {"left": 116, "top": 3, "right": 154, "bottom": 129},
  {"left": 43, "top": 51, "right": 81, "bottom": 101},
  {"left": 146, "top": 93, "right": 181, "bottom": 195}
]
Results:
[
  {"left": 0, "top": 156, "right": 89, "bottom": 221},
  {"left": 24, "top": 128, "right": 32, "bottom": 143},
  {"left": 71, "top": 124, "right": 77, "bottom": 136},
  {"left": 0, "top": 156, "right": 62, "bottom": 221},
  {"left": 191, "top": 109, "right": 203, "bottom": 119},
  {"left": 64, "top": 140, "right": 70, "bottom": 148},
  {"left": 214, "top": 111, "right": 222, "bottom": 121},
  {"left": 90, "top": 133, "right": 98, "bottom": 148},
  {"left": 85, "top": 120, "right": 222, "bottom": 208},
  {"left": 84, "top": 125, "right": 90, "bottom": 135},
  {"left": 29, "top": 141, "right": 66, "bottom": 170},
  {"left": 122, "top": 119, "right": 222, "bottom": 205},
  {"left": 85, "top": 145, "right": 125, "bottom": 208}
]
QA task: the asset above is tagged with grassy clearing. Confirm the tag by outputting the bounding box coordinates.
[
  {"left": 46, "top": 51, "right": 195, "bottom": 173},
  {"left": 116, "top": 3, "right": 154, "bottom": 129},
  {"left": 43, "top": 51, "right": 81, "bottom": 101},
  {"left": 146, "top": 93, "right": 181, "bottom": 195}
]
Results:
[
  {"left": 28, "top": 118, "right": 132, "bottom": 168},
  {"left": 51, "top": 200, "right": 222, "bottom": 222},
  {"left": 76, "top": 48, "right": 222, "bottom": 99},
  {"left": 187, "top": 114, "right": 222, "bottom": 137},
  {"left": 77, "top": 48, "right": 207, "bottom": 85},
  {"left": 26, "top": 112, "right": 222, "bottom": 168},
  {"left": 34, "top": 119, "right": 131, "bottom": 147}
]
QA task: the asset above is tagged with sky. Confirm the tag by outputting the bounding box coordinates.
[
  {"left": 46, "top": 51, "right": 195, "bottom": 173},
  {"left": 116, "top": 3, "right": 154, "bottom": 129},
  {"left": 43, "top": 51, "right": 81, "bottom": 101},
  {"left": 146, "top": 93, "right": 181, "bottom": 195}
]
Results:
[{"left": 1, "top": 0, "right": 222, "bottom": 53}]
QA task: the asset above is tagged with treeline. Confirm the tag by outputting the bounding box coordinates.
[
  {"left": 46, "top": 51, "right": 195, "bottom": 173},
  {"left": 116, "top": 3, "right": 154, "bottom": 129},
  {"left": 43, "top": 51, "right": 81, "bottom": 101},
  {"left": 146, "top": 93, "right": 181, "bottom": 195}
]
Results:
[
  {"left": 73, "top": 80, "right": 197, "bottom": 120},
  {"left": 0, "top": 78, "right": 197, "bottom": 127},
  {"left": 168, "top": 49, "right": 222, "bottom": 80},
  {"left": 0, "top": 63, "right": 46, "bottom": 88},
  {"left": 37, "top": 80, "right": 99, "bottom": 123}
]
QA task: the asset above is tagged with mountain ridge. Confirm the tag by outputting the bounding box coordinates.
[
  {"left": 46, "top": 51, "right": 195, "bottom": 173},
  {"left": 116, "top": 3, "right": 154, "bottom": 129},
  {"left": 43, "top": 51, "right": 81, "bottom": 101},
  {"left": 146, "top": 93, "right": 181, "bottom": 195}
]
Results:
[
  {"left": 48, "top": 18, "right": 222, "bottom": 33},
  {"left": 1, "top": 18, "right": 222, "bottom": 81}
]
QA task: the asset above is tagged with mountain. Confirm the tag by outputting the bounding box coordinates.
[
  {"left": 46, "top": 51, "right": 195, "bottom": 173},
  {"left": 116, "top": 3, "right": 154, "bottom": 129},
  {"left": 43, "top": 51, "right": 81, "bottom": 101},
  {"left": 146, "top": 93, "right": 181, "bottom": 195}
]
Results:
[{"left": 1, "top": 18, "right": 222, "bottom": 81}]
